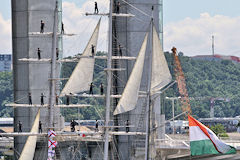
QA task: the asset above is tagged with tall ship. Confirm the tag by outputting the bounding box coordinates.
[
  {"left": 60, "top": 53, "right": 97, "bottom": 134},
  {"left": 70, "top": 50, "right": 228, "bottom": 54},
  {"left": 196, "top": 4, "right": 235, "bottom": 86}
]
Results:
[{"left": 2, "top": 0, "right": 197, "bottom": 159}]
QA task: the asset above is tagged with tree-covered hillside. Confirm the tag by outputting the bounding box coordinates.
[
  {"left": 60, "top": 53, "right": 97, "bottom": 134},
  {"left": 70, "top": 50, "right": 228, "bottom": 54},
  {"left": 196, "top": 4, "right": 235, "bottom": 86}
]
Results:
[
  {"left": 0, "top": 72, "right": 13, "bottom": 117},
  {"left": 164, "top": 53, "right": 240, "bottom": 119},
  {"left": 0, "top": 52, "right": 240, "bottom": 121}
]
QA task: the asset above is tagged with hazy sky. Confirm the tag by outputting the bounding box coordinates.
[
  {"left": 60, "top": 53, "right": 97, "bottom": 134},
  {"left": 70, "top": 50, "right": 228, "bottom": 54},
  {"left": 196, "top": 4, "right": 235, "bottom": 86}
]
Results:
[
  {"left": 0, "top": 0, "right": 240, "bottom": 56},
  {"left": 164, "top": 0, "right": 239, "bottom": 23}
]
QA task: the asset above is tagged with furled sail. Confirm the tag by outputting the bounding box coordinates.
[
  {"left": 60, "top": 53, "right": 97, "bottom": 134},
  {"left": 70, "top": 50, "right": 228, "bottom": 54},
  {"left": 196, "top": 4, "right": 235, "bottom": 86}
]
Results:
[
  {"left": 19, "top": 109, "right": 40, "bottom": 160},
  {"left": 151, "top": 26, "right": 172, "bottom": 93},
  {"left": 113, "top": 33, "right": 148, "bottom": 115},
  {"left": 60, "top": 18, "right": 101, "bottom": 96}
]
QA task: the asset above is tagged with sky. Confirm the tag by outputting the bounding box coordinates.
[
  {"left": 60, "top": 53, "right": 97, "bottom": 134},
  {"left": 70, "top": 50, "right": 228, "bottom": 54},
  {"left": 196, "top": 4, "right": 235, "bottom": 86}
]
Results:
[{"left": 0, "top": 0, "right": 240, "bottom": 57}]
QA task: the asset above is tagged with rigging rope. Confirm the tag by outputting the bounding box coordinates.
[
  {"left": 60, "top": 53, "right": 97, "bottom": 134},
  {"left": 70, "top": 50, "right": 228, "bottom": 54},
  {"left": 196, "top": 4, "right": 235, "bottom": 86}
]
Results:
[
  {"left": 14, "top": 95, "right": 28, "bottom": 103},
  {"left": 121, "top": 0, "right": 152, "bottom": 18}
]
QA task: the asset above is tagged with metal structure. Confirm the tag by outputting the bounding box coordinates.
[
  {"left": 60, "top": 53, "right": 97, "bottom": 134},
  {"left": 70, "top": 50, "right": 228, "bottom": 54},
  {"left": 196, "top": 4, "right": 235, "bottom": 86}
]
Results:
[
  {"left": 172, "top": 47, "right": 191, "bottom": 115},
  {"left": 212, "top": 35, "right": 215, "bottom": 56},
  {"left": 165, "top": 97, "right": 181, "bottom": 136},
  {"left": 209, "top": 97, "right": 230, "bottom": 118}
]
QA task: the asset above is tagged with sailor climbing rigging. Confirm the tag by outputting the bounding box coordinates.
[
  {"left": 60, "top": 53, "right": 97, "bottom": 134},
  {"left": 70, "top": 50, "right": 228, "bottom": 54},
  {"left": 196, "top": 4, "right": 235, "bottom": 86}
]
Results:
[{"left": 118, "top": 44, "right": 122, "bottom": 56}]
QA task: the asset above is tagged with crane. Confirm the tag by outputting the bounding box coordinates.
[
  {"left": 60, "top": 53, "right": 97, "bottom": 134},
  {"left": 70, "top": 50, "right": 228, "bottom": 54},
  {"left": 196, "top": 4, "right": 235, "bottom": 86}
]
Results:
[
  {"left": 171, "top": 47, "right": 230, "bottom": 118},
  {"left": 209, "top": 97, "right": 230, "bottom": 118},
  {"left": 188, "top": 97, "right": 230, "bottom": 118},
  {"left": 172, "top": 47, "right": 191, "bottom": 116}
]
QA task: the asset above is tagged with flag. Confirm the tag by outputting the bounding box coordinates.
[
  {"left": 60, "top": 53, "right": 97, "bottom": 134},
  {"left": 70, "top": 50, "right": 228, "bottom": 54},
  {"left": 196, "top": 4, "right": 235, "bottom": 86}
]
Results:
[
  {"left": 48, "top": 130, "right": 57, "bottom": 159},
  {"left": 188, "top": 115, "right": 236, "bottom": 156},
  {"left": 48, "top": 130, "right": 56, "bottom": 138},
  {"left": 78, "top": 133, "right": 86, "bottom": 137},
  {"left": 48, "top": 139, "right": 57, "bottom": 149}
]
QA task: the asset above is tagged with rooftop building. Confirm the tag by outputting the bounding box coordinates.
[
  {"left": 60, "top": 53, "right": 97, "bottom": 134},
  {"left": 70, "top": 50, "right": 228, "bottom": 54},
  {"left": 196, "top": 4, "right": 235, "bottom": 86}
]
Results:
[
  {"left": 192, "top": 54, "right": 240, "bottom": 63},
  {"left": 0, "top": 54, "right": 12, "bottom": 72}
]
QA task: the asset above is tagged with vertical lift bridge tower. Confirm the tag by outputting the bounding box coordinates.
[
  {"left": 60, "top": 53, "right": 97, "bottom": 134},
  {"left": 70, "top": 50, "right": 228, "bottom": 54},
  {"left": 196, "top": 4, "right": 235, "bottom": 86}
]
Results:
[
  {"left": 112, "top": 0, "right": 163, "bottom": 159},
  {"left": 11, "top": 0, "right": 63, "bottom": 158}
]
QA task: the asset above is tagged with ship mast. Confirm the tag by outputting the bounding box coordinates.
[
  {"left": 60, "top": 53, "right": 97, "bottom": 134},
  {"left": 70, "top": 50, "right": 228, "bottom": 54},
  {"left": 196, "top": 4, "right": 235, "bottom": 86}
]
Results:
[
  {"left": 145, "top": 6, "right": 155, "bottom": 160},
  {"left": 103, "top": 0, "right": 113, "bottom": 159},
  {"left": 49, "top": 1, "right": 58, "bottom": 129}
]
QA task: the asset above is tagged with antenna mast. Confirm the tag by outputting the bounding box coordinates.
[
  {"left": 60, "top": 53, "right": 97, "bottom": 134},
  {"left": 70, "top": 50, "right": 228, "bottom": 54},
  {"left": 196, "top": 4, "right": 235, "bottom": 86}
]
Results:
[{"left": 212, "top": 35, "right": 214, "bottom": 56}]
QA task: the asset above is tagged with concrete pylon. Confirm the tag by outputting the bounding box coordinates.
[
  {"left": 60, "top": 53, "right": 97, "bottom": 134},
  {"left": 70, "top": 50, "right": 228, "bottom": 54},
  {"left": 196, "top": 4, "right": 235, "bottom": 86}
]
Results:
[
  {"left": 113, "top": 0, "right": 164, "bottom": 159},
  {"left": 11, "top": 0, "right": 64, "bottom": 159}
]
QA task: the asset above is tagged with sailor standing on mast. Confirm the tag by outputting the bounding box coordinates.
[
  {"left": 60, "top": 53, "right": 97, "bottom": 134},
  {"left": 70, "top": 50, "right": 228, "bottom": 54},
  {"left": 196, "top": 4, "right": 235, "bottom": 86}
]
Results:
[
  {"left": 116, "top": 2, "right": 120, "bottom": 14},
  {"left": 39, "top": 121, "right": 42, "bottom": 133},
  {"left": 95, "top": 120, "right": 99, "bottom": 132},
  {"left": 91, "top": 44, "right": 95, "bottom": 57},
  {"left": 40, "top": 93, "right": 45, "bottom": 105},
  {"left": 66, "top": 94, "right": 70, "bottom": 105},
  {"left": 28, "top": 92, "right": 32, "bottom": 105},
  {"left": 18, "top": 121, "right": 22, "bottom": 132},
  {"left": 40, "top": 20, "right": 45, "bottom": 33},
  {"left": 61, "top": 22, "right": 64, "bottom": 34},
  {"left": 37, "top": 48, "right": 41, "bottom": 60},
  {"left": 126, "top": 120, "right": 129, "bottom": 133},
  {"left": 100, "top": 83, "right": 104, "bottom": 95},
  {"left": 55, "top": 94, "right": 59, "bottom": 105},
  {"left": 94, "top": 2, "right": 99, "bottom": 14},
  {"left": 89, "top": 82, "right": 94, "bottom": 95}
]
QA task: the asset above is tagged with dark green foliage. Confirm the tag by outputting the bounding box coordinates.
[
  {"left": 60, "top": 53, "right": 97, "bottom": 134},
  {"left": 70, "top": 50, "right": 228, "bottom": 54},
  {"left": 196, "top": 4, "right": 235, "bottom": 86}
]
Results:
[
  {"left": 210, "top": 124, "right": 228, "bottom": 137},
  {"left": 164, "top": 53, "right": 240, "bottom": 120}
]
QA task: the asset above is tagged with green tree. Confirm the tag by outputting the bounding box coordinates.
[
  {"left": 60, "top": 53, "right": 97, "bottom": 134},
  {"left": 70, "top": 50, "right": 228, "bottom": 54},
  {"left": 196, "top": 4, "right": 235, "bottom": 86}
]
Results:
[
  {"left": 0, "top": 72, "right": 13, "bottom": 117},
  {"left": 210, "top": 124, "right": 228, "bottom": 137}
]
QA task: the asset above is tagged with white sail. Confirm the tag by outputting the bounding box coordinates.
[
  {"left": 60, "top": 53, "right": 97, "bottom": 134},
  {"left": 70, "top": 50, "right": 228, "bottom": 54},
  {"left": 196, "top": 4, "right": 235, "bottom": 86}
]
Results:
[
  {"left": 151, "top": 26, "right": 172, "bottom": 93},
  {"left": 60, "top": 19, "right": 101, "bottom": 96},
  {"left": 19, "top": 109, "right": 40, "bottom": 160},
  {"left": 113, "top": 33, "right": 148, "bottom": 115}
]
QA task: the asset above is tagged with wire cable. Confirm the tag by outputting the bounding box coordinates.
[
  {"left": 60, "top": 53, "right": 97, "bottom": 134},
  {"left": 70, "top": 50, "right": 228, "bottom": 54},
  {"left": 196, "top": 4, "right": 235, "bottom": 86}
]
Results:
[{"left": 121, "top": 0, "right": 152, "bottom": 18}]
